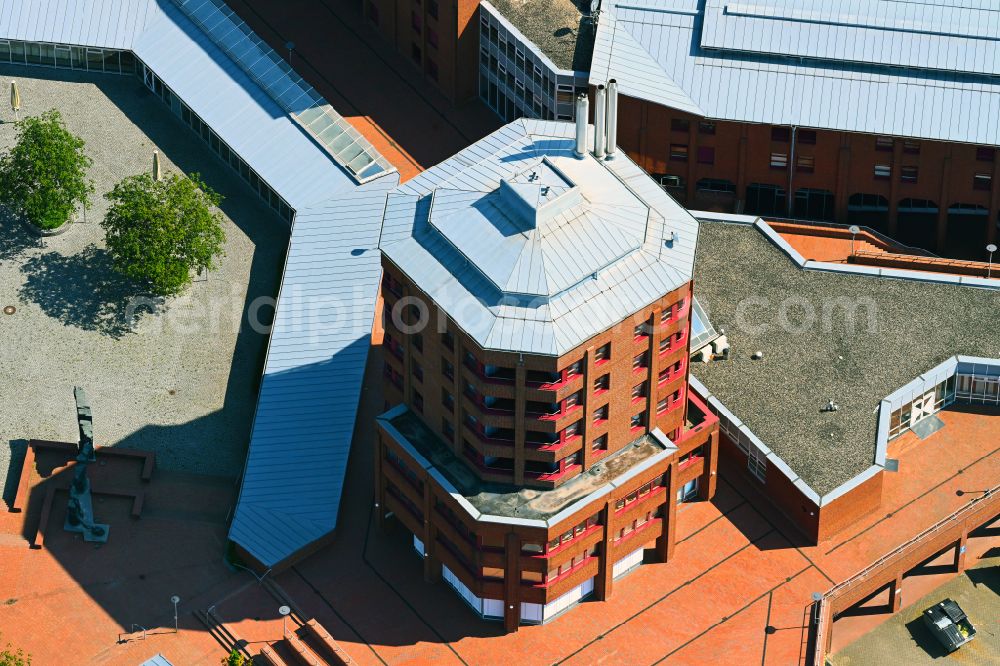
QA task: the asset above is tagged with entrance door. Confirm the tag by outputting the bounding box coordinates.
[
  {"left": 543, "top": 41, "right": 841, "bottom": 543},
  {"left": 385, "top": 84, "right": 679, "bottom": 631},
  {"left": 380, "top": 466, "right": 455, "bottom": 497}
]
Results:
[{"left": 911, "top": 390, "right": 936, "bottom": 423}]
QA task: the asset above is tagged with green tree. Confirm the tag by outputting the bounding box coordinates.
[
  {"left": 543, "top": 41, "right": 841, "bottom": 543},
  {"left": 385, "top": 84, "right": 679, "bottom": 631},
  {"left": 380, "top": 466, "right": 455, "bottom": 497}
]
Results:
[
  {"left": 220, "top": 649, "right": 246, "bottom": 666},
  {"left": 0, "top": 634, "right": 31, "bottom": 666},
  {"left": 0, "top": 109, "right": 93, "bottom": 230},
  {"left": 102, "top": 172, "right": 226, "bottom": 296}
]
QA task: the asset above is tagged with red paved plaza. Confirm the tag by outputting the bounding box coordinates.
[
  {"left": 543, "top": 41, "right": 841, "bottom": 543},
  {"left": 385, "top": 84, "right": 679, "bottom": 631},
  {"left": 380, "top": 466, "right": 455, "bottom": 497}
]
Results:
[{"left": 6, "top": 346, "right": 994, "bottom": 665}]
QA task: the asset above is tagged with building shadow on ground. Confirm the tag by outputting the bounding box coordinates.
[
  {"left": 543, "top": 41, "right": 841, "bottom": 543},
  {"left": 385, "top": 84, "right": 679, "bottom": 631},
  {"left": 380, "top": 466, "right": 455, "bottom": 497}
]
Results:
[{"left": 966, "top": 565, "right": 1000, "bottom": 596}]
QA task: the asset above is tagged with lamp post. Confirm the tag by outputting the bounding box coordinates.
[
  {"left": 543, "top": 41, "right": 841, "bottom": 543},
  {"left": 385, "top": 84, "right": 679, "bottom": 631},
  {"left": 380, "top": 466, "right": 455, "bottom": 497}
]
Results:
[
  {"left": 987, "top": 243, "right": 997, "bottom": 279},
  {"left": 285, "top": 41, "right": 295, "bottom": 65},
  {"left": 170, "top": 595, "right": 180, "bottom": 633},
  {"left": 848, "top": 225, "right": 860, "bottom": 262},
  {"left": 279, "top": 605, "right": 291, "bottom": 636}
]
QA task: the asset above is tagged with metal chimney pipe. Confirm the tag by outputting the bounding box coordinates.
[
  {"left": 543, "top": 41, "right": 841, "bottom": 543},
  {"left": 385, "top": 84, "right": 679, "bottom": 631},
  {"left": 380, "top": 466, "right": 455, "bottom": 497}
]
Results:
[
  {"left": 574, "top": 93, "right": 589, "bottom": 158},
  {"left": 593, "top": 84, "right": 607, "bottom": 158},
  {"left": 605, "top": 79, "right": 618, "bottom": 159}
]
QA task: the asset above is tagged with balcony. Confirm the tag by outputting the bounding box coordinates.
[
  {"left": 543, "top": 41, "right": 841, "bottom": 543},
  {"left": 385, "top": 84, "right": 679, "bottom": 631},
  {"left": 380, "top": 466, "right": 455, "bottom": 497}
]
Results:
[{"left": 675, "top": 391, "right": 719, "bottom": 448}]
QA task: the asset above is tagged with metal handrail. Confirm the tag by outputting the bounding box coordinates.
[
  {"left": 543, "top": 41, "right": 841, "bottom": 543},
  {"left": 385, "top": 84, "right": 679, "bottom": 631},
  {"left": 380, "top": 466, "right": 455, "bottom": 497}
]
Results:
[{"left": 812, "top": 485, "right": 998, "bottom": 664}]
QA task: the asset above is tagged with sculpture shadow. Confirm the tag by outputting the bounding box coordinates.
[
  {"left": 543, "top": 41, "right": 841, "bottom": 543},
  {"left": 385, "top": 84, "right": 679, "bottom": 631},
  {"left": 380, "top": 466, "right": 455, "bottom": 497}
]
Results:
[
  {"left": 2, "top": 439, "right": 29, "bottom": 510},
  {"left": 17, "top": 244, "right": 162, "bottom": 338}
]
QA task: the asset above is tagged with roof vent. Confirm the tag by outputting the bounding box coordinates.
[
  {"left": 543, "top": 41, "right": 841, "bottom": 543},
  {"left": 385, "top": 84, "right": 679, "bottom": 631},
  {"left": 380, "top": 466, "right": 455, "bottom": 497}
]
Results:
[
  {"left": 751, "top": 351, "right": 764, "bottom": 360},
  {"left": 821, "top": 400, "right": 840, "bottom": 413}
]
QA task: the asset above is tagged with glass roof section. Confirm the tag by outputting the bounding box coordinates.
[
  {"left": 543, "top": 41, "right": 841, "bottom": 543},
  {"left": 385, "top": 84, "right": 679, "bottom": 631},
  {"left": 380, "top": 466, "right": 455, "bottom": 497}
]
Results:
[{"left": 171, "top": 0, "right": 396, "bottom": 183}]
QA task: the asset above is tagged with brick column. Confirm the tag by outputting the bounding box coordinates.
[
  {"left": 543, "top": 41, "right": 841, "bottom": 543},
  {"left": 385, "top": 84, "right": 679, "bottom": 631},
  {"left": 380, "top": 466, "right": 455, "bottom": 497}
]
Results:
[
  {"left": 990, "top": 157, "right": 1000, "bottom": 244},
  {"left": 700, "top": 430, "right": 719, "bottom": 500},
  {"left": 595, "top": 500, "right": 615, "bottom": 601},
  {"left": 645, "top": 312, "right": 660, "bottom": 429},
  {"left": 936, "top": 153, "right": 952, "bottom": 251},
  {"left": 581, "top": 346, "right": 596, "bottom": 471},
  {"left": 503, "top": 532, "right": 521, "bottom": 632},
  {"left": 736, "top": 129, "right": 749, "bottom": 212},
  {"left": 889, "top": 575, "right": 904, "bottom": 613},
  {"left": 422, "top": 483, "right": 440, "bottom": 582},
  {"left": 955, "top": 529, "right": 969, "bottom": 573},
  {"left": 834, "top": 135, "right": 851, "bottom": 225},
  {"left": 514, "top": 363, "right": 526, "bottom": 486},
  {"left": 374, "top": 435, "right": 387, "bottom": 531},
  {"left": 686, "top": 121, "right": 698, "bottom": 203},
  {"left": 656, "top": 463, "right": 678, "bottom": 562}
]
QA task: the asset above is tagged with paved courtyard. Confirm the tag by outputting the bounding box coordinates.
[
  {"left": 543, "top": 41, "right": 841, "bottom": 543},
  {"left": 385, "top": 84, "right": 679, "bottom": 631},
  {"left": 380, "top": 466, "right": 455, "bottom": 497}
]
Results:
[{"left": 0, "top": 65, "right": 288, "bottom": 492}]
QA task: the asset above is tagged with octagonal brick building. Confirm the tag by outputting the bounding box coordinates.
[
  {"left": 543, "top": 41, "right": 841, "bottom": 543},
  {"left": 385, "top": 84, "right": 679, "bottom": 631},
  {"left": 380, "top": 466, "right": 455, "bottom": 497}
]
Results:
[{"left": 375, "top": 119, "right": 719, "bottom": 631}]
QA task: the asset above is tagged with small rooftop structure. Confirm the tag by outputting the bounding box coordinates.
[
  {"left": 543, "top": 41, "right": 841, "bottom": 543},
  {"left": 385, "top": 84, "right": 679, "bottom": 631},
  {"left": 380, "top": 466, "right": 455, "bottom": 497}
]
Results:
[
  {"left": 691, "top": 220, "right": 1000, "bottom": 494},
  {"left": 591, "top": 0, "right": 1000, "bottom": 145},
  {"left": 485, "top": 0, "right": 597, "bottom": 72},
  {"left": 381, "top": 407, "right": 673, "bottom": 523},
  {"left": 380, "top": 118, "right": 699, "bottom": 357}
]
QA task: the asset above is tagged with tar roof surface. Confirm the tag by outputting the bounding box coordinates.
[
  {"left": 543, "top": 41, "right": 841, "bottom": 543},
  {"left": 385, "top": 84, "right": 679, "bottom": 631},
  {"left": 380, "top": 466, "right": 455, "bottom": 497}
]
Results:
[
  {"left": 389, "top": 410, "right": 665, "bottom": 520},
  {"left": 691, "top": 222, "right": 1000, "bottom": 495},
  {"left": 489, "top": 0, "right": 595, "bottom": 72}
]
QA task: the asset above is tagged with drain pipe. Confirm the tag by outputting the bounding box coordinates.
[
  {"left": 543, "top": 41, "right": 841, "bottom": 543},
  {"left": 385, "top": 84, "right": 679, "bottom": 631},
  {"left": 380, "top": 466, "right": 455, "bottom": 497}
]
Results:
[
  {"left": 593, "top": 84, "right": 607, "bottom": 159},
  {"left": 605, "top": 79, "right": 618, "bottom": 159},
  {"left": 574, "top": 93, "right": 589, "bottom": 159}
]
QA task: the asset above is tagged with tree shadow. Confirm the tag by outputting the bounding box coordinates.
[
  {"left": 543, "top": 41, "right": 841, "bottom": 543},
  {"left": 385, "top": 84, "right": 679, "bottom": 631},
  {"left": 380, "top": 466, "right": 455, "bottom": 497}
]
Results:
[
  {"left": 0, "top": 207, "right": 42, "bottom": 263},
  {"left": 17, "top": 244, "right": 162, "bottom": 338}
]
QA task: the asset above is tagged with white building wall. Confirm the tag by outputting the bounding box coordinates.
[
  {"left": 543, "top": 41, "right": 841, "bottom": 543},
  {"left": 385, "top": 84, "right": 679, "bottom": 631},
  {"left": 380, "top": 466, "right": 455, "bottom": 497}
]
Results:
[{"left": 613, "top": 547, "right": 645, "bottom": 579}]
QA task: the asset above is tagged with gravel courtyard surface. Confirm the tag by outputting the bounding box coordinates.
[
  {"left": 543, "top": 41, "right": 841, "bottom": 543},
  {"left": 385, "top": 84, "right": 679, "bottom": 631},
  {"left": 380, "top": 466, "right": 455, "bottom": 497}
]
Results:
[{"left": 0, "top": 65, "right": 288, "bottom": 491}]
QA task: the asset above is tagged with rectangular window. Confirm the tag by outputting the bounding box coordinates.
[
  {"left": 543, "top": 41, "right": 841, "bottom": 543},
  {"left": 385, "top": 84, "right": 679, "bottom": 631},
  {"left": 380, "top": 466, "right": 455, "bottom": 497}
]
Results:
[
  {"left": 413, "top": 361, "right": 423, "bottom": 382},
  {"left": 366, "top": 1, "right": 379, "bottom": 25},
  {"left": 656, "top": 397, "right": 668, "bottom": 414},
  {"left": 565, "top": 360, "right": 583, "bottom": 377},
  {"left": 411, "top": 43, "right": 422, "bottom": 64},
  {"left": 976, "top": 147, "right": 996, "bottom": 162},
  {"left": 411, "top": 10, "right": 422, "bottom": 33},
  {"left": 413, "top": 391, "right": 424, "bottom": 413},
  {"left": 442, "top": 389, "right": 454, "bottom": 409},
  {"left": 974, "top": 173, "right": 993, "bottom": 190},
  {"left": 592, "top": 434, "right": 608, "bottom": 452},
  {"left": 770, "top": 152, "right": 788, "bottom": 169},
  {"left": 747, "top": 446, "right": 767, "bottom": 482},
  {"left": 671, "top": 118, "right": 690, "bottom": 133},
  {"left": 593, "top": 405, "right": 608, "bottom": 423},
  {"left": 442, "top": 419, "right": 454, "bottom": 439},
  {"left": 427, "top": 27, "right": 439, "bottom": 49},
  {"left": 796, "top": 154, "right": 815, "bottom": 173},
  {"left": 631, "top": 383, "right": 646, "bottom": 400},
  {"left": 900, "top": 166, "right": 918, "bottom": 183},
  {"left": 798, "top": 129, "right": 817, "bottom": 144},
  {"left": 771, "top": 127, "right": 790, "bottom": 142},
  {"left": 595, "top": 343, "right": 611, "bottom": 363},
  {"left": 428, "top": 0, "right": 439, "bottom": 19},
  {"left": 697, "top": 146, "right": 715, "bottom": 165},
  {"left": 670, "top": 144, "right": 689, "bottom": 162},
  {"left": 698, "top": 120, "right": 716, "bottom": 135},
  {"left": 633, "top": 323, "right": 647, "bottom": 339},
  {"left": 874, "top": 164, "right": 892, "bottom": 180},
  {"left": 593, "top": 374, "right": 610, "bottom": 393},
  {"left": 903, "top": 140, "right": 920, "bottom": 155},
  {"left": 632, "top": 352, "right": 648, "bottom": 371},
  {"left": 426, "top": 58, "right": 438, "bottom": 81},
  {"left": 442, "top": 330, "right": 454, "bottom": 350},
  {"left": 875, "top": 136, "right": 894, "bottom": 152},
  {"left": 630, "top": 412, "right": 646, "bottom": 430}
]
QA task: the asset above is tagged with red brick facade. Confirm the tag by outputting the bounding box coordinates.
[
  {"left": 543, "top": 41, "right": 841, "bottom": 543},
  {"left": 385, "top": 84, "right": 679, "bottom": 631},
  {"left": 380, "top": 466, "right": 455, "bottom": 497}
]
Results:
[
  {"left": 376, "top": 259, "right": 720, "bottom": 631},
  {"left": 616, "top": 96, "right": 1000, "bottom": 260}
]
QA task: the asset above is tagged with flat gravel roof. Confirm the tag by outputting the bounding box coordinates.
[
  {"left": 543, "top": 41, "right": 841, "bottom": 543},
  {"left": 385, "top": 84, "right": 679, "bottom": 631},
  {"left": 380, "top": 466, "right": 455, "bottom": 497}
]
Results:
[
  {"left": 489, "top": 0, "right": 595, "bottom": 72},
  {"left": 691, "top": 222, "right": 1000, "bottom": 495}
]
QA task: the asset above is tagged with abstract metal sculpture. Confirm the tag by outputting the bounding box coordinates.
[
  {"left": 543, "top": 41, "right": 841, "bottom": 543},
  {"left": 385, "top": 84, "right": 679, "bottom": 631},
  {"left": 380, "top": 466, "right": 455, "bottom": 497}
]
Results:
[{"left": 63, "top": 386, "right": 109, "bottom": 542}]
